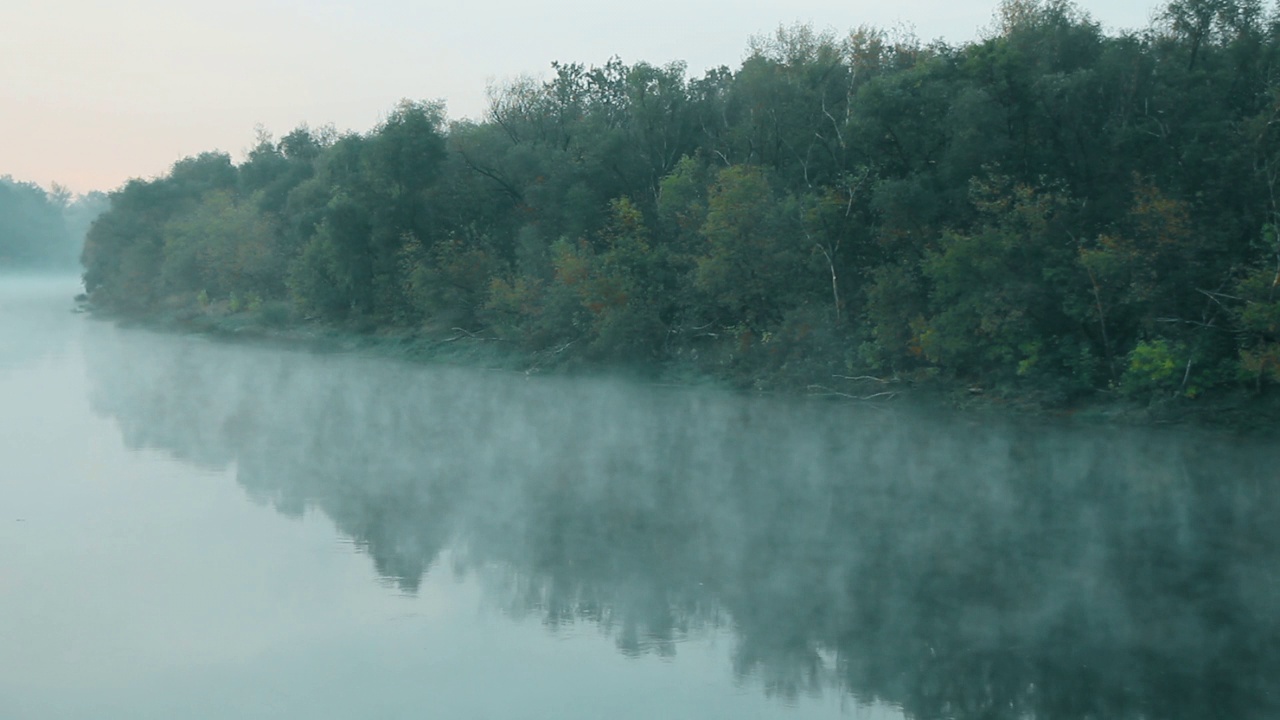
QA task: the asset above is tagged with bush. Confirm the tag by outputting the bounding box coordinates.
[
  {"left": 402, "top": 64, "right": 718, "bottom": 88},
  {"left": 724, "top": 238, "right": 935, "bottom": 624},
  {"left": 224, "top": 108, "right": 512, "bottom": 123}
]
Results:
[{"left": 1121, "top": 338, "right": 1187, "bottom": 398}]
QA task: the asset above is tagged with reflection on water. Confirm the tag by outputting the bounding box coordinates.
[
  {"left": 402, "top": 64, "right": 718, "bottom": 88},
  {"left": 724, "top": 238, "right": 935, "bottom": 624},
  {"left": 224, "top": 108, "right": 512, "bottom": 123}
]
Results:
[{"left": 81, "top": 318, "right": 1280, "bottom": 720}]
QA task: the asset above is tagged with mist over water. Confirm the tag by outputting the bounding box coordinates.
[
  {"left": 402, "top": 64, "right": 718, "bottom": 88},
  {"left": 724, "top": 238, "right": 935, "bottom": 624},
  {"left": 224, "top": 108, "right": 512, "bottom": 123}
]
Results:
[
  {"left": 0, "top": 275, "right": 80, "bottom": 372},
  {"left": 4, "top": 278, "right": 1279, "bottom": 719}
]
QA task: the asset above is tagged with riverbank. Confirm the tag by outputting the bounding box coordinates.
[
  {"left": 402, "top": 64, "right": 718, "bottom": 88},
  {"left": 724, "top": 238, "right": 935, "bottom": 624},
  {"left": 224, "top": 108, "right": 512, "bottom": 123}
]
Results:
[{"left": 85, "top": 298, "right": 1280, "bottom": 433}]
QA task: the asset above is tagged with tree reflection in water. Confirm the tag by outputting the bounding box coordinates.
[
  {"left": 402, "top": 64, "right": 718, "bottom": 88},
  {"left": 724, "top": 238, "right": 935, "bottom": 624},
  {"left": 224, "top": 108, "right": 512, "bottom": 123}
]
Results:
[{"left": 85, "top": 320, "right": 1280, "bottom": 720}]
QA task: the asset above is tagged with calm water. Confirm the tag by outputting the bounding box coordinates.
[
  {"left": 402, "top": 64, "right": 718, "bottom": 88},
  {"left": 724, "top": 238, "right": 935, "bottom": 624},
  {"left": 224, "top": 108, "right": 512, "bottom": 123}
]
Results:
[{"left": 2, "top": 277, "right": 1278, "bottom": 719}]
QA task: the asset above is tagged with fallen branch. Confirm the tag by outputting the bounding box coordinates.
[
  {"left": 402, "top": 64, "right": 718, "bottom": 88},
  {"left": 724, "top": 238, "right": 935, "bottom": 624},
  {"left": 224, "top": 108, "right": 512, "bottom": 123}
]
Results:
[
  {"left": 832, "top": 374, "right": 893, "bottom": 384},
  {"left": 443, "top": 327, "right": 489, "bottom": 342},
  {"left": 808, "top": 384, "right": 899, "bottom": 401}
]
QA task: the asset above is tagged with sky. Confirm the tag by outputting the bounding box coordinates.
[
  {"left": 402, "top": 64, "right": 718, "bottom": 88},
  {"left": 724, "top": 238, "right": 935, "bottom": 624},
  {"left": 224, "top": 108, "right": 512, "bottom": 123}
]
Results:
[{"left": 3, "top": 0, "right": 1162, "bottom": 195}]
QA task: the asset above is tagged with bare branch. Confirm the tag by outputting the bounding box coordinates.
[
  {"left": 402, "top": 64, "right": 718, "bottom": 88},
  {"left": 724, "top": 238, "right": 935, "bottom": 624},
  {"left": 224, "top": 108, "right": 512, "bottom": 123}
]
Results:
[{"left": 808, "top": 384, "right": 899, "bottom": 401}]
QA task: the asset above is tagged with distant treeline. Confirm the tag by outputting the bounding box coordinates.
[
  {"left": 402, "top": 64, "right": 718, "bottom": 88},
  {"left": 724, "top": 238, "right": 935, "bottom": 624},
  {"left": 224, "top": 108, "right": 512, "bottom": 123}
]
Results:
[
  {"left": 0, "top": 178, "right": 107, "bottom": 271},
  {"left": 82, "top": 0, "right": 1280, "bottom": 403}
]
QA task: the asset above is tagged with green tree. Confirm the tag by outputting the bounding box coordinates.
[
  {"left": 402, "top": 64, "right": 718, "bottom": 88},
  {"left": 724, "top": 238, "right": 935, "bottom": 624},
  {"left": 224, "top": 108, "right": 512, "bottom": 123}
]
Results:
[
  {"left": 0, "top": 177, "right": 71, "bottom": 268},
  {"left": 160, "top": 191, "right": 284, "bottom": 302},
  {"left": 694, "top": 166, "right": 817, "bottom": 330},
  {"left": 920, "top": 178, "right": 1090, "bottom": 389}
]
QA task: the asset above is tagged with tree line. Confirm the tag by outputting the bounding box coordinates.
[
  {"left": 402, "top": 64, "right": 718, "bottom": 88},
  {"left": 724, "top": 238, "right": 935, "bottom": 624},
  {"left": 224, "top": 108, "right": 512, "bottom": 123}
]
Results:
[
  {"left": 0, "top": 178, "right": 107, "bottom": 271},
  {"left": 81, "top": 0, "right": 1280, "bottom": 403}
]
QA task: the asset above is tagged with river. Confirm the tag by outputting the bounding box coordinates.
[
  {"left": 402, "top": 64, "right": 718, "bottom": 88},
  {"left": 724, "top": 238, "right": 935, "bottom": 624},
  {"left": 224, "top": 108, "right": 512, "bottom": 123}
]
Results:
[{"left": 2, "top": 276, "right": 1277, "bottom": 719}]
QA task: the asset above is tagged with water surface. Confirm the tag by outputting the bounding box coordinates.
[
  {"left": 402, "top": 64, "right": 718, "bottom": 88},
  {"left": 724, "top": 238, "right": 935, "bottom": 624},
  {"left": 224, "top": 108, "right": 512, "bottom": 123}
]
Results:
[{"left": 2, "top": 277, "right": 1277, "bottom": 719}]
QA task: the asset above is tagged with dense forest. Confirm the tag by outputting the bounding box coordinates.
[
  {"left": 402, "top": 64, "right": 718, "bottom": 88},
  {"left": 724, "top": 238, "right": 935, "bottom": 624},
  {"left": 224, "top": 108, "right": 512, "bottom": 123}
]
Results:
[
  {"left": 0, "top": 178, "right": 107, "bottom": 271},
  {"left": 80, "top": 0, "right": 1280, "bottom": 406}
]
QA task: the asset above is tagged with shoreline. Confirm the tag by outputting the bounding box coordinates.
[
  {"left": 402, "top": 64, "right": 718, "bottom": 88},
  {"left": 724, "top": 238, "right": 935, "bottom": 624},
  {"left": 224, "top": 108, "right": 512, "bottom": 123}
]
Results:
[{"left": 83, "top": 299, "right": 1280, "bottom": 435}]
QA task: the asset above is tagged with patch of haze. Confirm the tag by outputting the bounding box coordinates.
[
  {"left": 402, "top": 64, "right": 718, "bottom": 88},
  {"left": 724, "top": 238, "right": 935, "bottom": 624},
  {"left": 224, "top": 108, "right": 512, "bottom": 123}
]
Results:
[
  {"left": 0, "top": 274, "right": 84, "bottom": 374},
  {"left": 77, "top": 310, "right": 1280, "bottom": 718},
  {"left": 6, "top": 288, "right": 895, "bottom": 720}
]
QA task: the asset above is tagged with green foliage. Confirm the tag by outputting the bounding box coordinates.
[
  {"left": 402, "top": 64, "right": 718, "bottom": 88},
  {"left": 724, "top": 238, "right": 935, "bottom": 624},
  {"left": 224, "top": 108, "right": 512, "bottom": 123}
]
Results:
[
  {"left": 484, "top": 274, "right": 545, "bottom": 346},
  {"left": 401, "top": 230, "right": 498, "bottom": 327},
  {"left": 695, "top": 166, "right": 819, "bottom": 328},
  {"left": 735, "top": 304, "right": 856, "bottom": 389},
  {"left": 862, "top": 263, "right": 928, "bottom": 372},
  {"left": 1231, "top": 225, "right": 1280, "bottom": 388},
  {"left": 0, "top": 178, "right": 100, "bottom": 270},
  {"left": 656, "top": 154, "right": 712, "bottom": 254},
  {"left": 576, "top": 198, "right": 669, "bottom": 360},
  {"left": 1119, "top": 335, "right": 1237, "bottom": 399},
  {"left": 160, "top": 191, "right": 283, "bottom": 301},
  {"left": 75, "top": 0, "right": 1280, "bottom": 404},
  {"left": 287, "top": 222, "right": 350, "bottom": 318},
  {"left": 1121, "top": 338, "right": 1185, "bottom": 396},
  {"left": 920, "top": 179, "right": 1083, "bottom": 383}
]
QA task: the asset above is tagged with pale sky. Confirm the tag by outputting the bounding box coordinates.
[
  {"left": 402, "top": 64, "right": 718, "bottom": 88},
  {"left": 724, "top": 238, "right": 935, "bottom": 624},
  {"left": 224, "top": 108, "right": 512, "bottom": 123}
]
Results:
[{"left": 3, "top": 0, "right": 1161, "bottom": 194}]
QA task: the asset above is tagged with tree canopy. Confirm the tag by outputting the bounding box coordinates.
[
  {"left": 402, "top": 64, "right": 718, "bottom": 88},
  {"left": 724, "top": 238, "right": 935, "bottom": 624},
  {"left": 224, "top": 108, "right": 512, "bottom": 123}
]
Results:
[
  {"left": 0, "top": 178, "right": 106, "bottom": 271},
  {"left": 79, "top": 0, "right": 1280, "bottom": 404}
]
